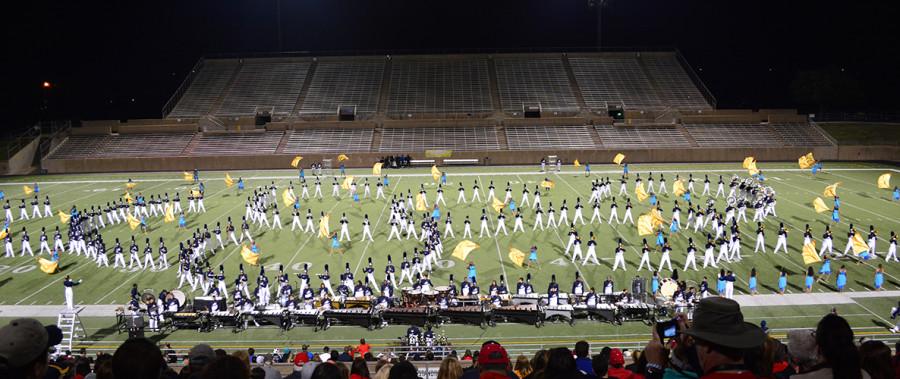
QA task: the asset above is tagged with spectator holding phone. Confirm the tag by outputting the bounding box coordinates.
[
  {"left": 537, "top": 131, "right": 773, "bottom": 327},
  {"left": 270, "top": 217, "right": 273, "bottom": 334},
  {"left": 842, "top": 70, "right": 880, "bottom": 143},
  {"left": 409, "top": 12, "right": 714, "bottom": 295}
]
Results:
[{"left": 642, "top": 297, "right": 766, "bottom": 379}]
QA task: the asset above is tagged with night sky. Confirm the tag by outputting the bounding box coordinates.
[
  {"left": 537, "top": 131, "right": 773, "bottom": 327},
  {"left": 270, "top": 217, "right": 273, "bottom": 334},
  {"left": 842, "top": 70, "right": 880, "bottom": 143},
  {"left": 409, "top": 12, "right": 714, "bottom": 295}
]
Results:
[{"left": 3, "top": 0, "right": 898, "bottom": 136}]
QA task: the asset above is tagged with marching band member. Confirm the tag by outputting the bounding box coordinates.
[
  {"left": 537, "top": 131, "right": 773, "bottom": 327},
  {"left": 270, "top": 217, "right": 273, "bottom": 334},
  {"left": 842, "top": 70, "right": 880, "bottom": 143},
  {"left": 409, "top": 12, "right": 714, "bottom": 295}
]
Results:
[
  {"left": 637, "top": 239, "right": 653, "bottom": 271},
  {"left": 399, "top": 253, "right": 413, "bottom": 285},
  {"left": 659, "top": 239, "right": 673, "bottom": 271},
  {"left": 683, "top": 238, "right": 698, "bottom": 271},
  {"left": 583, "top": 234, "right": 599, "bottom": 265},
  {"left": 571, "top": 272, "right": 585, "bottom": 297},
  {"left": 603, "top": 276, "right": 614, "bottom": 295},
  {"left": 319, "top": 264, "right": 334, "bottom": 296},
  {"left": 478, "top": 209, "right": 490, "bottom": 238},
  {"left": 773, "top": 223, "right": 789, "bottom": 254},
  {"left": 612, "top": 239, "right": 626, "bottom": 271},
  {"left": 886, "top": 231, "right": 898, "bottom": 262},
  {"left": 471, "top": 180, "right": 482, "bottom": 203}
]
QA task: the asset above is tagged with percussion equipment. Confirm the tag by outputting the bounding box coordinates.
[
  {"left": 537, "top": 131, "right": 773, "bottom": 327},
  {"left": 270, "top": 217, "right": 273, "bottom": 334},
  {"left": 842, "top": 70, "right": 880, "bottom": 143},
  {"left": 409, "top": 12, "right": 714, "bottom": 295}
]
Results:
[
  {"left": 492, "top": 305, "right": 543, "bottom": 327},
  {"left": 421, "top": 290, "right": 437, "bottom": 303},
  {"left": 141, "top": 292, "right": 156, "bottom": 306},
  {"left": 659, "top": 279, "right": 679, "bottom": 299},
  {"left": 289, "top": 309, "right": 323, "bottom": 330},
  {"left": 323, "top": 308, "right": 382, "bottom": 330},
  {"left": 573, "top": 304, "right": 618, "bottom": 324},
  {"left": 194, "top": 297, "right": 226, "bottom": 312},
  {"left": 434, "top": 286, "right": 451, "bottom": 297},
  {"left": 543, "top": 305, "right": 574, "bottom": 325},
  {"left": 440, "top": 305, "right": 491, "bottom": 328},
  {"left": 511, "top": 294, "right": 541, "bottom": 306},
  {"left": 171, "top": 290, "right": 187, "bottom": 311},
  {"left": 342, "top": 297, "right": 372, "bottom": 309},
  {"left": 402, "top": 288, "right": 423, "bottom": 306},
  {"left": 618, "top": 302, "right": 656, "bottom": 325},
  {"left": 382, "top": 307, "right": 436, "bottom": 326},
  {"left": 454, "top": 295, "right": 481, "bottom": 307}
]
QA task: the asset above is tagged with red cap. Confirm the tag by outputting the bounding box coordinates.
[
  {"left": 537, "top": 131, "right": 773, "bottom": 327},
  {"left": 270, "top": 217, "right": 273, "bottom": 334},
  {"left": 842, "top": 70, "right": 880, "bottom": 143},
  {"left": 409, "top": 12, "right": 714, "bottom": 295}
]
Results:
[
  {"left": 478, "top": 343, "right": 509, "bottom": 365},
  {"left": 609, "top": 348, "right": 625, "bottom": 365}
]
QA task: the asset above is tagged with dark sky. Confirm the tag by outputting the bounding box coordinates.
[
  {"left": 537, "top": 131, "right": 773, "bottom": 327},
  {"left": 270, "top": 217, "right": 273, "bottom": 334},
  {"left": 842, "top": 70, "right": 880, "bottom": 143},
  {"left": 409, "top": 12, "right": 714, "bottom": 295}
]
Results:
[{"left": 3, "top": 0, "right": 898, "bottom": 135}]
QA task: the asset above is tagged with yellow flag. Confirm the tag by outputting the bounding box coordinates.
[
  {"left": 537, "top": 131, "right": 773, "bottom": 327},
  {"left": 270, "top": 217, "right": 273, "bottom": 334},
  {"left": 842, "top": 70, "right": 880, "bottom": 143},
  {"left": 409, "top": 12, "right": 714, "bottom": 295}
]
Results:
[
  {"left": 851, "top": 232, "right": 868, "bottom": 255},
  {"left": 282, "top": 189, "right": 296, "bottom": 208},
  {"left": 58, "top": 211, "right": 71, "bottom": 224},
  {"left": 540, "top": 180, "right": 555, "bottom": 189},
  {"left": 742, "top": 157, "right": 755, "bottom": 169},
  {"left": 452, "top": 240, "right": 479, "bottom": 261},
  {"left": 224, "top": 173, "right": 235, "bottom": 188},
  {"left": 127, "top": 214, "right": 141, "bottom": 230},
  {"left": 635, "top": 182, "right": 649, "bottom": 202},
  {"left": 637, "top": 214, "right": 656, "bottom": 236},
  {"left": 337, "top": 154, "right": 349, "bottom": 162},
  {"left": 877, "top": 173, "right": 891, "bottom": 189},
  {"left": 372, "top": 162, "right": 383, "bottom": 176},
  {"left": 747, "top": 160, "right": 760, "bottom": 176},
  {"left": 491, "top": 196, "right": 505, "bottom": 213},
  {"left": 613, "top": 153, "right": 626, "bottom": 165},
  {"left": 812, "top": 197, "right": 829, "bottom": 213},
  {"left": 649, "top": 207, "right": 667, "bottom": 225},
  {"left": 823, "top": 182, "right": 840, "bottom": 198},
  {"left": 0, "top": 228, "right": 7, "bottom": 240},
  {"left": 23, "top": 185, "right": 33, "bottom": 195},
  {"left": 508, "top": 247, "right": 526, "bottom": 267},
  {"left": 802, "top": 241, "right": 821, "bottom": 264},
  {"left": 123, "top": 192, "right": 134, "bottom": 204},
  {"left": 673, "top": 179, "right": 686, "bottom": 196},
  {"left": 290, "top": 156, "right": 303, "bottom": 168},
  {"left": 341, "top": 176, "right": 354, "bottom": 190},
  {"left": 125, "top": 182, "right": 137, "bottom": 190},
  {"left": 416, "top": 193, "right": 427, "bottom": 211},
  {"left": 38, "top": 257, "right": 59, "bottom": 274},
  {"left": 431, "top": 165, "right": 442, "bottom": 182},
  {"left": 183, "top": 172, "right": 193, "bottom": 181},
  {"left": 573, "top": 159, "right": 581, "bottom": 167},
  {"left": 191, "top": 189, "right": 202, "bottom": 197},
  {"left": 798, "top": 153, "right": 815, "bottom": 169},
  {"left": 241, "top": 245, "right": 260, "bottom": 265},
  {"left": 318, "top": 215, "right": 330, "bottom": 238},
  {"left": 164, "top": 204, "right": 175, "bottom": 223}
]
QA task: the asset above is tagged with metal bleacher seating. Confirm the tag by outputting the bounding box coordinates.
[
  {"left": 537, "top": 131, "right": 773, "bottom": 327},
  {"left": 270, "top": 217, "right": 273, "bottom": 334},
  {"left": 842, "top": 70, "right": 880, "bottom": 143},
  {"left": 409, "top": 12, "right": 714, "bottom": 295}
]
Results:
[
  {"left": 642, "top": 55, "right": 711, "bottom": 110},
  {"left": 378, "top": 127, "right": 499, "bottom": 152},
  {"left": 682, "top": 123, "right": 783, "bottom": 147},
  {"left": 282, "top": 129, "right": 374, "bottom": 153},
  {"left": 186, "top": 132, "right": 283, "bottom": 156},
  {"left": 50, "top": 133, "right": 194, "bottom": 159},
  {"left": 594, "top": 125, "right": 694, "bottom": 148},
  {"left": 569, "top": 57, "right": 661, "bottom": 110},
  {"left": 769, "top": 123, "right": 834, "bottom": 146},
  {"left": 387, "top": 57, "right": 493, "bottom": 117},
  {"left": 494, "top": 57, "right": 578, "bottom": 114},
  {"left": 215, "top": 61, "right": 310, "bottom": 117},
  {"left": 505, "top": 126, "right": 597, "bottom": 150},
  {"left": 167, "top": 60, "right": 239, "bottom": 118},
  {"left": 299, "top": 59, "right": 385, "bottom": 118}
]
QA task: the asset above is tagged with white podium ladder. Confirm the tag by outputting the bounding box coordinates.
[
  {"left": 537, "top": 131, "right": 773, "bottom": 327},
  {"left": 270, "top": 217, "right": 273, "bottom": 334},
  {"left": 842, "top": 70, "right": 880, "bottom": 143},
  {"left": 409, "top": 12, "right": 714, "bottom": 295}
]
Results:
[{"left": 56, "top": 307, "right": 86, "bottom": 353}]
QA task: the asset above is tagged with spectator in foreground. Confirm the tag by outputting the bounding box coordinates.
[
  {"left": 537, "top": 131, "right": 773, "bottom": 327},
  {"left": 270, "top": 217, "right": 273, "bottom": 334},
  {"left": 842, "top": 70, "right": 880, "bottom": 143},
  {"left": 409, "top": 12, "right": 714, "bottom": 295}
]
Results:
[
  {"left": 181, "top": 343, "right": 215, "bottom": 379},
  {"left": 258, "top": 353, "right": 282, "bottom": 379},
  {"left": 591, "top": 349, "right": 610, "bottom": 379},
  {"left": 644, "top": 297, "right": 766, "bottom": 379},
  {"left": 438, "top": 357, "right": 464, "bottom": 379},
  {"left": 351, "top": 357, "right": 371, "bottom": 379},
  {"left": 859, "top": 340, "right": 892, "bottom": 379},
  {"left": 785, "top": 329, "right": 819, "bottom": 377},
  {"left": 893, "top": 342, "right": 900, "bottom": 379},
  {"left": 513, "top": 355, "right": 532, "bottom": 379},
  {"left": 201, "top": 355, "right": 250, "bottom": 379},
  {"left": 544, "top": 347, "right": 586, "bottom": 379},
  {"left": 574, "top": 341, "right": 594, "bottom": 378},
  {"left": 358, "top": 339, "right": 372, "bottom": 358},
  {"left": 606, "top": 349, "right": 632, "bottom": 379},
  {"left": 0, "top": 318, "right": 63, "bottom": 379},
  {"left": 372, "top": 362, "right": 393, "bottom": 379},
  {"left": 524, "top": 350, "right": 549, "bottom": 379},
  {"left": 477, "top": 342, "right": 514, "bottom": 379},
  {"left": 112, "top": 338, "right": 167, "bottom": 379},
  {"left": 312, "top": 362, "right": 344, "bottom": 379},
  {"left": 388, "top": 360, "right": 419, "bottom": 379},
  {"left": 807, "top": 313, "right": 867, "bottom": 379}
]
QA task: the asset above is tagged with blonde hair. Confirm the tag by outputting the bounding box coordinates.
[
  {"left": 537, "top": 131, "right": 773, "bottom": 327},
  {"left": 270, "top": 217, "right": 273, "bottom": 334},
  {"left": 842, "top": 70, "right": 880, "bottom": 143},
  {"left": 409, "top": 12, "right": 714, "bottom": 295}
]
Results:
[
  {"left": 514, "top": 355, "right": 533, "bottom": 378},
  {"left": 437, "top": 357, "right": 463, "bottom": 379},
  {"left": 372, "top": 363, "right": 393, "bottom": 379}
]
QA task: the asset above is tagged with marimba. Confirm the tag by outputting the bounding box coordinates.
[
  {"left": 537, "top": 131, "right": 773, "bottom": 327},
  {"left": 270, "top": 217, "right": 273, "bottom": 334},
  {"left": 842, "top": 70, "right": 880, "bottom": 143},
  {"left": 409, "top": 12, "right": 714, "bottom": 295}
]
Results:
[{"left": 492, "top": 305, "right": 543, "bottom": 327}]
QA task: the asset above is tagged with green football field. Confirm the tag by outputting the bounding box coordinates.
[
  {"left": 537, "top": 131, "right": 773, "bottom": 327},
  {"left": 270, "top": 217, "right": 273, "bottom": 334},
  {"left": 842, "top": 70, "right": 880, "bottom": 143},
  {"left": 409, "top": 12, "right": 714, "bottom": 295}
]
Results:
[{"left": 0, "top": 161, "right": 898, "bottom": 354}]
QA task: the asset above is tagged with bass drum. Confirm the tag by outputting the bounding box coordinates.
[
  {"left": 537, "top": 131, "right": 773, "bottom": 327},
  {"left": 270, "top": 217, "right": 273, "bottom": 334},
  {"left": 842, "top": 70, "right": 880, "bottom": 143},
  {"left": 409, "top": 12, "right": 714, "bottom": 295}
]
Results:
[{"left": 170, "top": 290, "right": 187, "bottom": 311}]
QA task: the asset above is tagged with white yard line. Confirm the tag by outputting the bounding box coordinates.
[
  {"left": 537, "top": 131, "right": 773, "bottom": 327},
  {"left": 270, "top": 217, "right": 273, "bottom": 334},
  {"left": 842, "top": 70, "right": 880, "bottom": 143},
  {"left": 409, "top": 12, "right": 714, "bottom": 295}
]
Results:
[{"left": 478, "top": 175, "right": 509, "bottom": 289}]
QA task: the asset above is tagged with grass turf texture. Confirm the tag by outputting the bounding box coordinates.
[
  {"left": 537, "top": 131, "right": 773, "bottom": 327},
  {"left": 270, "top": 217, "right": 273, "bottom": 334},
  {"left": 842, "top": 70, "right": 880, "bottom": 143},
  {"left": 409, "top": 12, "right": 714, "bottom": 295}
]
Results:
[{"left": 0, "top": 162, "right": 898, "bottom": 352}]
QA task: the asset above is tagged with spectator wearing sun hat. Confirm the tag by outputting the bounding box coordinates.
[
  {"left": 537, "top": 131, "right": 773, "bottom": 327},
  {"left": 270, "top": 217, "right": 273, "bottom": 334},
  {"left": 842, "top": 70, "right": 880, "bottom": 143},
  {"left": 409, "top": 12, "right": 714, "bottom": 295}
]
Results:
[{"left": 0, "top": 318, "right": 64, "bottom": 379}]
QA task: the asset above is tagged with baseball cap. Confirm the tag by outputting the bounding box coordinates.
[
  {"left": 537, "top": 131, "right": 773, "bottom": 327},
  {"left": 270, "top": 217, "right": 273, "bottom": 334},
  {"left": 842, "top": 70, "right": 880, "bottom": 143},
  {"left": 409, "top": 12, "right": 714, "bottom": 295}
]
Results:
[
  {"left": 609, "top": 348, "right": 625, "bottom": 365},
  {"left": 0, "top": 318, "right": 63, "bottom": 368},
  {"left": 188, "top": 344, "right": 215, "bottom": 366},
  {"left": 478, "top": 342, "right": 509, "bottom": 365}
]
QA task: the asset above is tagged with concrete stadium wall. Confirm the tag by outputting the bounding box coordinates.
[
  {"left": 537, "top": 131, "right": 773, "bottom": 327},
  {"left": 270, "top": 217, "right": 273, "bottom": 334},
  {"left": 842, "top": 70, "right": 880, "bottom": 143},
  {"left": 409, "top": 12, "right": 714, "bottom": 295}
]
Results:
[
  {"left": 40, "top": 145, "right": 899, "bottom": 174},
  {"left": 1, "top": 137, "right": 40, "bottom": 176}
]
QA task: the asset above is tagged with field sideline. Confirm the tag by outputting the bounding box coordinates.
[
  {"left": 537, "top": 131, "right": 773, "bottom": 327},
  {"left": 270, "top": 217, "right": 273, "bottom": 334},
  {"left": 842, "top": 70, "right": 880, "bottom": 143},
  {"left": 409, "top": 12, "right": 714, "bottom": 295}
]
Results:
[{"left": 0, "top": 161, "right": 898, "bottom": 352}]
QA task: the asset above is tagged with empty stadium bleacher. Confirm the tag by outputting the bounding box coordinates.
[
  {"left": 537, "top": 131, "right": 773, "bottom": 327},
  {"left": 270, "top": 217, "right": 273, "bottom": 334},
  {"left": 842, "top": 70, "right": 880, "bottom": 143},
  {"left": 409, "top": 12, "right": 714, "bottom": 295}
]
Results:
[
  {"left": 187, "top": 132, "right": 284, "bottom": 156},
  {"left": 505, "top": 126, "right": 597, "bottom": 150},
  {"left": 494, "top": 57, "right": 579, "bottom": 114},
  {"left": 167, "top": 61, "right": 239, "bottom": 118},
  {"left": 569, "top": 56, "right": 661, "bottom": 110},
  {"left": 378, "top": 127, "right": 499, "bottom": 152},
  {"left": 642, "top": 55, "right": 711, "bottom": 110},
  {"left": 49, "top": 133, "right": 195, "bottom": 159},
  {"left": 282, "top": 129, "right": 374, "bottom": 153},
  {"left": 769, "top": 123, "right": 834, "bottom": 146},
  {"left": 215, "top": 61, "right": 310, "bottom": 117},
  {"left": 594, "top": 125, "right": 694, "bottom": 148},
  {"left": 386, "top": 57, "right": 493, "bottom": 117},
  {"left": 299, "top": 59, "right": 385, "bottom": 118},
  {"left": 683, "top": 123, "right": 784, "bottom": 147}
]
